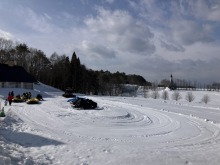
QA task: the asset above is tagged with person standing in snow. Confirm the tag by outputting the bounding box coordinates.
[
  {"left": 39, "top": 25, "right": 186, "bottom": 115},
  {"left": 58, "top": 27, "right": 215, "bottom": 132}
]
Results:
[
  {"left": 28, "top": 92, "right": 31, "bottom": 99},
  {"left": 8, "top": 93, "right": 13, "bottom": 106},
  {"left": 11, "top": 91, "right": 14, "bottom": 97}
]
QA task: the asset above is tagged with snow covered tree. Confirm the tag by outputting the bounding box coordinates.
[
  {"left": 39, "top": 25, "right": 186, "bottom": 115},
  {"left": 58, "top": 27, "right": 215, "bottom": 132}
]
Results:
[
  {"left": 185, "top": 92, "right": 195, "bottom": 102},
  {"left": 201, "top": 94, "right": 210, "bottom": 104},
  {"left": 144, "top": 90, "right": 150, "bottom": 98},
  {"left": 160, "top": 79, "right": 170, "bottom": 87},
  {"left": 172, "top": 91, "right": 182, "bottom": 101},
  {"left": 151, "top": 90, "right": 160, "bottom": 99},
  {"left": 161, "top": 90, "right": 169, "bottom": 100}
]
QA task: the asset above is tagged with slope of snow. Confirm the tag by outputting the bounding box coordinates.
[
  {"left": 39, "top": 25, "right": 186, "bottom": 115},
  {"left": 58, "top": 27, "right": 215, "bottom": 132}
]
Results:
[{"left": 1, "top": 84, "right": 220, "bottom": 164}]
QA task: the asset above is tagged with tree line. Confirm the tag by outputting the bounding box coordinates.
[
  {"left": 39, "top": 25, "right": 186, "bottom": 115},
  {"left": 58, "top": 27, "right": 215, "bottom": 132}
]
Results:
[
  {"left": 0, "top": 37, "right": 151, "bottom": 94},
  {"left": 145, "top": 90, "right": 210, "bottom": 104},
  {"left": 158, "top": 78, "right": 220, "bottom": 91}
]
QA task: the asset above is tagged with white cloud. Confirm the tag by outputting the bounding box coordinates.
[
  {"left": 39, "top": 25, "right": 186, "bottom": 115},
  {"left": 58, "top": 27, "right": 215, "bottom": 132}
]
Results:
[
  {"left": 44, "top": 13, "right": 52, "bottom": 21},
  {"left": 160, "top": 39, "right": 185, "bottom": 52},
  {"left": 128, "top": 0, "right": 139, "bottom": 10},
  {"left": 0, "top": 0, "right": 219, "bottom": 83},
  {"left": 0, "top": 29, "right": 14, "bottom": 40},
  {"left": 85, "top": 8, "right": 155, "bottom": 55},
  {"left": 17, "top": 7, "right": 54, "bottom": 33},
  {"left": 135, "top": 0, "right": 217, "bottom": 46},
  {"left": 138, "top": 0, "right": 168, "bottom": 23},
  {"left": 105, "top": 0, "right": 115, "bottom": 4},
  {"left": 80, "top": 0, "right": 89, "bottom": 5},
  {"left": 58, "top": 3, "right": 220, "bottom": 83},
  {"left": 81, "top": 40, "right": 116, "bottom": 59},
  {"left": 130, "top": 55, "right": 220, "bottom": 83},
  {"left": 170, "top": 19, "right": 214, "bottom": 45},
  {"left": 154, "top": 29, "right": 220, "bottom": 62},
  {"left": 188, "top": 0, "right": 220, "bottom": 22}
]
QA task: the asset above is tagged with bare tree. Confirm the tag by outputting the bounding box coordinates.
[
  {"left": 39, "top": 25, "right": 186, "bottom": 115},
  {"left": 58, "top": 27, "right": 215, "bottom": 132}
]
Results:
[
  {"left": 143, "top": 86, "right": 150, "bottom": 98},
  {"left": 161, "top": 90, "right": 169, "bottom": 100},
  {"left": 201, "top": 94, "right": 210, "bottom": 104},
  {"left": 160, "top": 79, "right": 170, "bottom": 87},
  {"left": 172, "top": 91, "right": 182, "bottom": 101},
  {"left": 0, "top": 37, "right": 14, "bottom": 63},
  {"left": 185, "top": 92, "right": 195, "bottom": 102},
  {"left": 151, "top": 90, "right": 160, "bottom": 99},
  {"left": 144, "top": 90, "right": 150, "bottom": 98}
]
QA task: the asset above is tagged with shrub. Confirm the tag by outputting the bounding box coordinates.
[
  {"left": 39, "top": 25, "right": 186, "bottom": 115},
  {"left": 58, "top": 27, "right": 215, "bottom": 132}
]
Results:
[
  {"left": 150, "top": 90, "right": 160, "bottom": 99},
  {"left": 161, "top": 90, "right": 169, "bottom": 100},
  {"left": 144, "top": 90, "right": 150, "bottom": 98},
  {"left": 201, "top": 94, "right": 210, "bottom": 104},
  {"left": 185, "top": 92, "right": 195, "bottom": 102},
  {"left": 172, "top": 91, "right": 182, "bottom": 101}
]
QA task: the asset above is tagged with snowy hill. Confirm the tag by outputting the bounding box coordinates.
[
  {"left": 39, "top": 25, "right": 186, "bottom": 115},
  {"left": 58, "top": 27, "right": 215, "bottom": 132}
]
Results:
[{"left": 1, "top": 83, "right": 220, "bottom": 164}]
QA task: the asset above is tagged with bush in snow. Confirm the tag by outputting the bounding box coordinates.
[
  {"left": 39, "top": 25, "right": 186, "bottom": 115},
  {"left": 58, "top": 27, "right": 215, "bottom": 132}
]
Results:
[
  {"left": 172, "top": 91, "right": 182, "bottom": 101},
  {"left": 150, "top": 90, "right": 160, "bottom": 99},
  {"left": 201, "top": 94, "right": 210, "bottom": 104},
  {"left": 144, "top": 90, "right": 150, "bottom": 98},
  {"left": 161, "top": 90, "right": 169, "bottom": 100},
  {"left": 185, "top": 92, "right": 195, "bottom": 102}
]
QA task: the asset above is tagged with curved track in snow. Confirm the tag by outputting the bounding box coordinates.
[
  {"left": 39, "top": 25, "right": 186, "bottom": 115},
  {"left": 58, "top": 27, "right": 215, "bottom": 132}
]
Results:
[
  {"left": 3, "top": 94, "right": 220, "bottom": 165},
  {"left": 90, "top": 97, "right": 220, "bottom": 148}
]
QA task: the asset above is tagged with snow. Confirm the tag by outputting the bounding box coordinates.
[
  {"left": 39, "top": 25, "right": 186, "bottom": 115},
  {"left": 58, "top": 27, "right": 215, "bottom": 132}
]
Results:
[{"left": 1, "top": 84, "right": 220, "bottom": 165}]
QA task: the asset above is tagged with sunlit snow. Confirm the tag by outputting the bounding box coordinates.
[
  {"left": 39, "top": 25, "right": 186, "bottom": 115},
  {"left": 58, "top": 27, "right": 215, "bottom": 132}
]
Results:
[{"left": 1, "top": 83, "right": 220, "bottom": 165}]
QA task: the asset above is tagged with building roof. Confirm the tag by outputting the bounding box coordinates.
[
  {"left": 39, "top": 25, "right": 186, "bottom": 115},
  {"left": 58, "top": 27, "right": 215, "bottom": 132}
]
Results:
[{"left": 0, "top": 64, "right": 37, "bottom": 83}]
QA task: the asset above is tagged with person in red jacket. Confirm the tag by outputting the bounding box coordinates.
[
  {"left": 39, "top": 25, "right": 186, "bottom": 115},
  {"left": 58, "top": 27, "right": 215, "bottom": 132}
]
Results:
[{"left": 8, "top": 93, "right": 13, "bottom": 106}]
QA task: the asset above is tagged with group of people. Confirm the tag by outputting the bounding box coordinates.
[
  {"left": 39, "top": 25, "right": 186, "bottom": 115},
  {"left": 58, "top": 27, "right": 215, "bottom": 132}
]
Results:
[
  {"left": 5, "top": 91, "right": 33, "bottom": 106},
  {"left": 22, "top": 92, "right": 32, "bottom": 100},
  {"left": 4, "top": 90, "right": 35, "bottom": 106}
]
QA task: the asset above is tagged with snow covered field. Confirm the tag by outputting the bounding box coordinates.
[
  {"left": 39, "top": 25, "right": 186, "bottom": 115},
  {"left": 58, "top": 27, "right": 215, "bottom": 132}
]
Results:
[{"left": 1, "top": 83, "right": 220, "bottom": 165}]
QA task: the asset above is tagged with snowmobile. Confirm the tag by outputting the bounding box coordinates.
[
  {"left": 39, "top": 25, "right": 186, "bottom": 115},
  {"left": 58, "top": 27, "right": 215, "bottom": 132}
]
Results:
[{"left": 70, "top": 97, "right": 97, "bottom": 109}]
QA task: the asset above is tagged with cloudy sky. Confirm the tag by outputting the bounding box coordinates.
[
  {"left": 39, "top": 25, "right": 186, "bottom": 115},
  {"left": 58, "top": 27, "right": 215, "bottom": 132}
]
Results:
[{"left": 0, "top": 0, "right": 220, "bottom": 84}]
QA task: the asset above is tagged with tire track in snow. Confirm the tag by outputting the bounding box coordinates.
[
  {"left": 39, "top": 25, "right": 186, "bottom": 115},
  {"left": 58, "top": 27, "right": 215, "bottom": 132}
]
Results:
[
  {"left": 90, "top": 97, "right": 220, "bottom": 150},
  {"left": 6, "top": 95, "right": 220, "bottom": 164}
]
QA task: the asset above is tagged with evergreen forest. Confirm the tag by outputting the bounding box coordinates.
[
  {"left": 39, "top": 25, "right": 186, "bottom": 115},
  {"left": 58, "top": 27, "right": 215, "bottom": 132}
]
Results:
[{"left": 0, "top": 38, "right": 151, "bottom": 95}]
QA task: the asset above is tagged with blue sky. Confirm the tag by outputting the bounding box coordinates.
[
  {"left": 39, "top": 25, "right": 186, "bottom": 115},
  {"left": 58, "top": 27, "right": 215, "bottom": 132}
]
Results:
[{"left": 0, "top": 0, "right": 220, "bottom": 84}]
